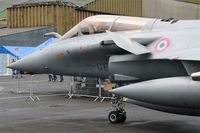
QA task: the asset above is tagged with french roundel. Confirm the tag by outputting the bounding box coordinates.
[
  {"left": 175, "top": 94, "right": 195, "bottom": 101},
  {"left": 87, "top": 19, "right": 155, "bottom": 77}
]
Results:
[{"left": 155, "top": 38, "right": 170, "bottom": 52}]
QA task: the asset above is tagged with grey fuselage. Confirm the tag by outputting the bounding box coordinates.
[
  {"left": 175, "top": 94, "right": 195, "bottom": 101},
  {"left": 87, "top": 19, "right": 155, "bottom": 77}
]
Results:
[
  {"left": 9, "top": 18, "right": 200, "bottom": 117},
  {"left": 14, "top": 26, "right": 200, "bottom": 80},
  {"left": 14, "top": 33, "right": 125, "bottom": 77}
]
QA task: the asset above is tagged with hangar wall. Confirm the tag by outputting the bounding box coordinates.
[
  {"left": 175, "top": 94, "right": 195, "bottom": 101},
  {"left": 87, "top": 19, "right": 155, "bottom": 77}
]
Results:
[
  {"left": 7, "top": 0, "right": 143, "bottom": 35},
  {"left": 85, "top": 0, "right": 142, "bottom": 16},
  {"left": 7, "top": 5, "right": 98, "bottom": 35},
  {"left": 178, "top": 0, "right": 200, "bottom": 4},
  {"left": 142, "top": 0, "right": 200, "bottom": 19},
  {"left": 6, "top": 0, "right": 200, "bottom": 35}
]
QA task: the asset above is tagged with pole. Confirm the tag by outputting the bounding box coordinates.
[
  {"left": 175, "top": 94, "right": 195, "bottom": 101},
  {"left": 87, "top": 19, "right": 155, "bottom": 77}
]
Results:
[
  {"left": 17, "top": 72, "right": 21, "bottom": 93},
  {"left": 98, "top": 78, "right": 102, "bottom": 98}
]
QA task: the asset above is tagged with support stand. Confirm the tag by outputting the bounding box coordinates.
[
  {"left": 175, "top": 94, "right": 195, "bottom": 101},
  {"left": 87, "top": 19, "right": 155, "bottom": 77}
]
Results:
[
  {"left": 67, "top": 77, "right": 111, "bottom": 102},
  {"left": 17, "top": 72, "right": 21, "bottom": 93},
  {"left": 93, "top": 78, "right": 102, "bottom": 102},
  {"left": 67, "top": 77, "right": 74, "bottom": 99},
  {"left": 67, "top": 76, "right": 99, "bottom": 99},
  {"left": 68, "top": 88, "right": 74, "bottom": 99},
  {"left": 94, "top": 78, "right": 113, "bottom": 103},
  {"left": 25, "top": 75, "right": 40, "bottom": 102}
]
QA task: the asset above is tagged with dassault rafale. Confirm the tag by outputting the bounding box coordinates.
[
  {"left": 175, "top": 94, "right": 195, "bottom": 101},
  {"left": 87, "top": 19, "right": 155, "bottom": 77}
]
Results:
[{"left": 8, "top": 15, "right": 200, "bottom": 123}]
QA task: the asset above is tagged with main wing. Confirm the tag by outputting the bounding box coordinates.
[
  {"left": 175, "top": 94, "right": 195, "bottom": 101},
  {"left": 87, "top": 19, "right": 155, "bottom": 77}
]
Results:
[
  {"left": 106, "top": 31, "right": 151, "bottom": 55},
  {"left": 105, "top": 31, "right": 200, "bottom": 61},
  {"left": 103, "top": 30, "right": 200, "bottom": 81}
]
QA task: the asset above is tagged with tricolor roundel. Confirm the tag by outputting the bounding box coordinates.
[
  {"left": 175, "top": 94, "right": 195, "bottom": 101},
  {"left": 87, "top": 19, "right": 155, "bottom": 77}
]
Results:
[{"left": 155, "top": 38, "right": 170, "bottom": 52}]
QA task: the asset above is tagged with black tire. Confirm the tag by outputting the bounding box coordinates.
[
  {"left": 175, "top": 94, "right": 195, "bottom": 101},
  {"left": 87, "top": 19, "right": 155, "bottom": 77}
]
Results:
[
  {"left": 119, "top": 114, "right": 126, "bottom": 123},
  {"left": 108, "top": 111, "right": 120, "bottom": 123}
]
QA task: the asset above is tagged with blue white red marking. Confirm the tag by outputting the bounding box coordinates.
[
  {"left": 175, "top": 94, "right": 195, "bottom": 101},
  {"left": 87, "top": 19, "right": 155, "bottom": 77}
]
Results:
[{"left": 155, "top": 38, "right": 170, "bottom": 52}]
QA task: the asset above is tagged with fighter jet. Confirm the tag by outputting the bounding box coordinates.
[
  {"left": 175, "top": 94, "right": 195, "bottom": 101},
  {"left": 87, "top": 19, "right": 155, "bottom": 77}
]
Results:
[{"left": 8, "top": 15, "right": 200, "bottom": 123}]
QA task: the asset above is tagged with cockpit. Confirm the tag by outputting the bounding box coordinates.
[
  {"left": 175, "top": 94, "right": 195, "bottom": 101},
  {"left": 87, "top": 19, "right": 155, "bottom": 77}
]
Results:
[{"left": 59, "top": 15, "right": 154, "bottom": 41}]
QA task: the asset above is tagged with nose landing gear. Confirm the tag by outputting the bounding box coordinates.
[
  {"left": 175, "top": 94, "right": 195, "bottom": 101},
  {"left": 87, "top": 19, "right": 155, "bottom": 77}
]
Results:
[
  {"left": 108, "top": 96, "right": 126, "bottom": 123},
  {"left": 108, "top": 110, "right": 126, "bottom": 123}
]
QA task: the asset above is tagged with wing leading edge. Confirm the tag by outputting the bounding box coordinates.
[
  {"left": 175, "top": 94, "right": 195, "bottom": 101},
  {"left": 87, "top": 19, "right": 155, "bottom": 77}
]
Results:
[{"left": 106, "top": 31, "right": 151, "bottom": 55}]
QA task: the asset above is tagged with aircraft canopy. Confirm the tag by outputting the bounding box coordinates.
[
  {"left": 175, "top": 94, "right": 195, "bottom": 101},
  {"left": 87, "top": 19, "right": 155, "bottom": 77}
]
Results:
[{"left": 60, "top": 15, "right": 154, "bottom": 41}]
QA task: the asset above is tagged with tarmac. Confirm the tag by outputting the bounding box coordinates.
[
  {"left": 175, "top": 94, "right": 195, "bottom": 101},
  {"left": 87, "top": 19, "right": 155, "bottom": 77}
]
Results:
[{"left": 1, "top": 75, "right": 200, "bottom": 133}]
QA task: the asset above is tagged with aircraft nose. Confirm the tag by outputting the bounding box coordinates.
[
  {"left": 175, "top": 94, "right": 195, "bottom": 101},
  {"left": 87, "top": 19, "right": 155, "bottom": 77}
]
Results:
[
  {"left": 7, "top": 60, "right": 21, "bottom": 70},
  {"left": 7, "top": 55, "right": 36, "bottom": 73},
  {"left": 7, "top": 51, "right": 49, "bottom": 74}
]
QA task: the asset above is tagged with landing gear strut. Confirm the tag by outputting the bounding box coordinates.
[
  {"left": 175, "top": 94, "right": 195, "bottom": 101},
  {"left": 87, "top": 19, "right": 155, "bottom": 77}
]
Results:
[{"left": 108, "top": 95, "right": 126, "bottom": 123}]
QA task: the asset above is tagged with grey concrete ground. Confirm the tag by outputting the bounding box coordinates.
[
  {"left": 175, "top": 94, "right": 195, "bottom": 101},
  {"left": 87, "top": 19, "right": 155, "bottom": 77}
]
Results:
[{"left": 1, "top": 75, "right": 200, "bottom": 133}]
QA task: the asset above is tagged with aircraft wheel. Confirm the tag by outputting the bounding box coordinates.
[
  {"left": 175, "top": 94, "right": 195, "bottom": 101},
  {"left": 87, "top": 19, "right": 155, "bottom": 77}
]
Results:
[
  {"left": 119, "top": 114, "right": 126, "bottom": 123},
  {"left": 108, "top": 111, "right": 120, "bottom": 123}
]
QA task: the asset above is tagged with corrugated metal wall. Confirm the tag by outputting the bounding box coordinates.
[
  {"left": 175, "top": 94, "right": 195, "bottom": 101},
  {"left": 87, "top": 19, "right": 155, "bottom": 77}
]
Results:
[
  {"left": 86, "top": 0, "right": 142, "bottom": 16},
  {"left": 7, "top": 0, "right": 200, "bottom": 35},
  {"left": 8, "top": 6, "right": 54, "bottom": 28},
  {"left": 7, "top": 5, "right": 97, "bottom": 35},
  {"left": 7, "top": 0, "right": 143, "bottom": 35},
  {"left": 142, "top": 0, "right": 200, "bottom": 19}
]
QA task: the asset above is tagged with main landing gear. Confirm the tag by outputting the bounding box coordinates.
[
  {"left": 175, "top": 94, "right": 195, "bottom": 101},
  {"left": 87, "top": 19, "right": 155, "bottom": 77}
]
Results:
[{"left": 108, "top": 95, "right": 126, "bottom": 123}]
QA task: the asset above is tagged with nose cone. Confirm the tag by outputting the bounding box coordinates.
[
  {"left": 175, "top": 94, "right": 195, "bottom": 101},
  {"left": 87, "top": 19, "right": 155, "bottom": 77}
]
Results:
[
  {"left": 109, "top": 86, "right": 129, "bottom": 96},
  {"left": 7, "top": 60, "right": 23, "bottom": 70},
  {"left": 7, "top": 50, "right": 49, "bottom": 74}
]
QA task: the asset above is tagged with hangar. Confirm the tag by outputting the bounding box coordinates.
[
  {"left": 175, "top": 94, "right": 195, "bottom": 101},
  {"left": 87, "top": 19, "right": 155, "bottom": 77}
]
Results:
[
  {"left": 4, "top": 0, "right": 200, "bottom": 36},
  {"left": 7, "top": 0, "right": 142, "bottom": 35}
]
